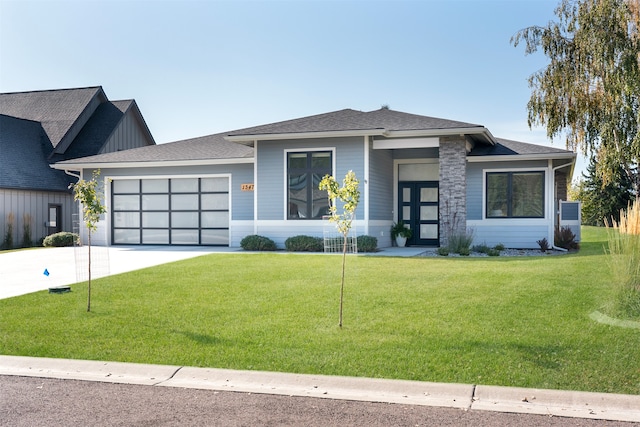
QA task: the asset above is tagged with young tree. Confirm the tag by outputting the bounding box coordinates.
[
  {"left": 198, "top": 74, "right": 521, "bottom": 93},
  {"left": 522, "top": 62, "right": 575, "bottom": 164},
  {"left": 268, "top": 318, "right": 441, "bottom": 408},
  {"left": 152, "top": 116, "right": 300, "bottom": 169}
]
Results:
[
  {"left": 319, "top": 170, "right": 360, "bottom": 328},
  {"left": 70, "top": 170, "right": 107, "bottom": 312},
  {"left": 511, "top": 0, "right": 640, "bottom": 193}
]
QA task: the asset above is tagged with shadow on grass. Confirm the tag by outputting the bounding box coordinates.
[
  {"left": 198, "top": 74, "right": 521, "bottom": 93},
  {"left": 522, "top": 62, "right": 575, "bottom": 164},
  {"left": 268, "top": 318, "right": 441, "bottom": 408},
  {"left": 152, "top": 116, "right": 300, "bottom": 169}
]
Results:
[{"left": 173, "top": 330, "right": 228, "bottom": 346}]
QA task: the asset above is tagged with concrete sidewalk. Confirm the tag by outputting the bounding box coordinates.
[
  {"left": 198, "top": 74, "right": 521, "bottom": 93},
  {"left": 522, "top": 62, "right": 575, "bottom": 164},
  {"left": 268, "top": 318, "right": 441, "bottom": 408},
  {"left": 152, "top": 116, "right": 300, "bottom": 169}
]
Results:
[{"left": 1, "top": 355, "right": 638, "bottom": 423}]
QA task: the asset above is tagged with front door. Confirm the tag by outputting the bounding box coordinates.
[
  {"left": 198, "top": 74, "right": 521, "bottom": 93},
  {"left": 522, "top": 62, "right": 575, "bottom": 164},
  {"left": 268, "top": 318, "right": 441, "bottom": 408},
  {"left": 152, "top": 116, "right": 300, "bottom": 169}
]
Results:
[
  {"left": 398, "top": 182, "right": 439, "bottom": 246},
  {"left": 47, "top": 205, "right": 62, "bottom": 236}
]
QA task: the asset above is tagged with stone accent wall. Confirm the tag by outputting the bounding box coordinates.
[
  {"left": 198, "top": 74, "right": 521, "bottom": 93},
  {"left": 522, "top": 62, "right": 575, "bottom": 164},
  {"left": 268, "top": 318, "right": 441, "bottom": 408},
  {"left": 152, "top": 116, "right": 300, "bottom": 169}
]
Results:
[{"left": 439, "top": 137, "right": 467, "bottom": 247}]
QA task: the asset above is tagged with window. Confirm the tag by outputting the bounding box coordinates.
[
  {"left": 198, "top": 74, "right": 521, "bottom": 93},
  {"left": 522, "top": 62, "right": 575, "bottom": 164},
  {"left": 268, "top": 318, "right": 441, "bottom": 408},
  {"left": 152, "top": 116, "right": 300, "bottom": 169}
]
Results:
[
  {"left": 287, "top": 151, "right": 332, "bottom": 219},
  {"left": 486, "top": 171, "right": 544, "bottom": 218}
]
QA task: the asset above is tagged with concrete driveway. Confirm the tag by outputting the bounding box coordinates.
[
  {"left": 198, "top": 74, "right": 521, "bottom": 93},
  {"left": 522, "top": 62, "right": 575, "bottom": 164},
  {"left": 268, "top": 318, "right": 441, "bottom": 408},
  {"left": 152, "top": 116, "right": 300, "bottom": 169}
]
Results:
[{"left": 0, "top": 245, "right": 238, "bottom": 300}]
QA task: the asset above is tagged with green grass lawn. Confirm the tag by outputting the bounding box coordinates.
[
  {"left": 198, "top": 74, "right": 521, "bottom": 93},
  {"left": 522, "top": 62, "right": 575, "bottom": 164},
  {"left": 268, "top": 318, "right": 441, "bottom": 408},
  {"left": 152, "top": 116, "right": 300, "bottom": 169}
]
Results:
[{"left": 1, "top": 226, "right": 639, "bottom": 395}]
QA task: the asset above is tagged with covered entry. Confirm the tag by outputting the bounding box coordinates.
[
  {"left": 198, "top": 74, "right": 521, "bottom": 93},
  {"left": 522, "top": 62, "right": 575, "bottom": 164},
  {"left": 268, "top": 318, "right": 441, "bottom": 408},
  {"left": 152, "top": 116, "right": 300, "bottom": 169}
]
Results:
[
  {"left": 111, "top": 176, "right": 229, "bottom": 245},
  {"left": 396, "top": 161, "right": 439, "bottom": 246}
]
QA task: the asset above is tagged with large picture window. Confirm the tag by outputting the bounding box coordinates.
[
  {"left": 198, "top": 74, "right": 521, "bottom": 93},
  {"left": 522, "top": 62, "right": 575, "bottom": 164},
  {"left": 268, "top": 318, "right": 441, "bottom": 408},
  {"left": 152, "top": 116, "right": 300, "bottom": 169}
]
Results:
[
  {"left": 486, "top": 171, "right": 544, "bottom": 218},
  {"left": 288, "top": 151, "right": 332, "bottom": 219}
]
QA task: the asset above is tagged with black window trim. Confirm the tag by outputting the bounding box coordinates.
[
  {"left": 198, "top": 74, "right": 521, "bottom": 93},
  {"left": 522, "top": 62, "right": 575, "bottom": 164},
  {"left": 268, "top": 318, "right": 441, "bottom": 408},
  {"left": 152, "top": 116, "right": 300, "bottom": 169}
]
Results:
[
  {"left": 485, "top": 170, "right": 546, "bottom": 219},
  {"left": 286, "top": 149, "right": 334, "bottom": 220}
]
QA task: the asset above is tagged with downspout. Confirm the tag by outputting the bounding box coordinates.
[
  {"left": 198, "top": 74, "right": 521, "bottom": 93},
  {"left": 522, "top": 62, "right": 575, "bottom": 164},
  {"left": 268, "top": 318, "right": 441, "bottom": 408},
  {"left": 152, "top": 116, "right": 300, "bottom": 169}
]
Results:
[
  {"left": 550, "top": 160, "right": 576, "bottom": 252},
  {"left": 64, "top": 170, "right": 81, "bottom": 180},
  {"left": 363, "top": 135, "right": 370, "bottom": 236}
]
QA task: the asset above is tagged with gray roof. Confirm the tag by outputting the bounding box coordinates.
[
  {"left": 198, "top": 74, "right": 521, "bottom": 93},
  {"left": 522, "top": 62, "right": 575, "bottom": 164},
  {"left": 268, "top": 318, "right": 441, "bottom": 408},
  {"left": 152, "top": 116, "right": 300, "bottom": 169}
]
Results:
[
  {"left": 227, "top": 108, "right": 482, "bottom": 137},
  {"left": 54, "top": 132, "right": 253, "bottom": 165},
  {"left": 1, "top": 86, "right": 156, "bottom": 191},
  {"left": 469, "top": 138, "right": 573, "bottom": 156},
  {"left": 0, "top": 115, "right": 73, "bottom": 192},
  {"left": 52, "top": 108, "right": 574, "bottom": 169},
  {"left": 0, "top": 87, "right": 105, "bottom": 149}
]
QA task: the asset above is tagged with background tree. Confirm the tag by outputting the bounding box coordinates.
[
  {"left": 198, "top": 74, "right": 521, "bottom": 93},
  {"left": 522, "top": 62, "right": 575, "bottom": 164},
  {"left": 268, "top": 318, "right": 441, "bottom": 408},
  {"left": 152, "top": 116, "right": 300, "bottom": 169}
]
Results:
[
  {"left": 319, "top": 170, "right": 360, "bottom": 328},
  {"left": 511, "top": 0, "right": 640, "bottom": 194},
  {"left": 70, "top": 170, "right": 107, "bottom": 312},
  {"left": 574, "top": 156, "right": 635, "bottom": 225}
]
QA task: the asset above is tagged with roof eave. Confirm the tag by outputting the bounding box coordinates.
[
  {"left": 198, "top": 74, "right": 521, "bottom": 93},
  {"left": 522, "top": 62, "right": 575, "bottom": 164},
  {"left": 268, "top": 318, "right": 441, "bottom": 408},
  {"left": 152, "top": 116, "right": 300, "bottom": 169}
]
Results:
[
  {"left": 224, "top": 129, "right": 388, "bottom": 144},
  {"left": 51, "top": 157, "right": 254, "bottom": 171},
  {"left": 467, "top": 152, "right": 577, "bottom": 162}
]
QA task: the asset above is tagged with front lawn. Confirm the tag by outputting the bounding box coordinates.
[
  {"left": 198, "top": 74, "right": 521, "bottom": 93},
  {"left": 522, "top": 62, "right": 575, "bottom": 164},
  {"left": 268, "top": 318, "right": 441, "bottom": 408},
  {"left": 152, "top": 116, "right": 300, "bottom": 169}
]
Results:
[{"left": 1, "top": 227, "right": 638, "bottom": 395}]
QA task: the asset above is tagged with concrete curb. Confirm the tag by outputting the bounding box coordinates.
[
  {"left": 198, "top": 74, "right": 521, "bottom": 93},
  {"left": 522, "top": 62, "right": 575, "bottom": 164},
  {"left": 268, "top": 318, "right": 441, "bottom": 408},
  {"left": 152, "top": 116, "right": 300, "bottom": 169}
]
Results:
[{"left": 1, "top": 355, "right": 639, "bottom": 422}]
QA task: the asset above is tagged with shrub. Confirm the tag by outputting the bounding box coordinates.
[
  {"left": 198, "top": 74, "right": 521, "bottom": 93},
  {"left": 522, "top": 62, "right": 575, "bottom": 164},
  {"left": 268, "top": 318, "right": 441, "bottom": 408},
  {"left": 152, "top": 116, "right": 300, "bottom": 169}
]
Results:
[
  {"left": 240, "top": 235, "right": 277, "bottom": 251},
  {"left": 554, "top": 225, "right": 579, "bottom": 250},
  {"left": 2, "top": 212, "right": 14, "bottom": 249},
  {"left": 285, "top": 235, "right": 323, "bottom": 252},
  {"left": 356, "top": 235, "right": 378, "bottom": 252},
  {"left": 447, "top": 229, "right": 474, "bottom": 255},
  {"left": 43, "top": 232, "right": 79, "bottom": 247},
  {"left": 487, "top": 248, "right": 500, "bottom": 257},
  {"left": 437, "top": 247, "right": 450, "bottom": 256},
  {"left": 471, "top": 243, "right": 491, "bottom": 254},
  {"left": 536, "top": 237, "right": 551, "bottom": 252},
  {"left": 494, "top": 243, "right": 505, "bottom": 251},
  {"left": 22, "top": 213, "right": 33, "bottom": 248}
]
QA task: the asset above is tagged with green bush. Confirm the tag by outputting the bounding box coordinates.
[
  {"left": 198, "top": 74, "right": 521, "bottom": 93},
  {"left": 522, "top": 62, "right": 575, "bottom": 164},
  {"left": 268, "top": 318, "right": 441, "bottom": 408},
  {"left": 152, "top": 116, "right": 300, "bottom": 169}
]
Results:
[
  {"left": 43, "top": 232, "right": 79, "bottom": 247},
  {"left": 240, "top": 235, "right": 277, "bottom": 251},
  {"left": 356, "top": 235, "right": 378, "bottom": 252},
  {"left": 447, "top": 229, "right": 474, "bottom": 255},
  {"left": 437, "top": 246, "right": 450, "bottom": 256},
  {"left": 494, "top": 243, "right": 505, "bottom": 251},
  {"left": 487, "top": 248, "right": 500, "bottom": 257},
  {"left": 285, "top": 235, "right": 323, "bottom": 252},
  {"left": 471, "top": 243, "right": 491, "bottom": 254}
]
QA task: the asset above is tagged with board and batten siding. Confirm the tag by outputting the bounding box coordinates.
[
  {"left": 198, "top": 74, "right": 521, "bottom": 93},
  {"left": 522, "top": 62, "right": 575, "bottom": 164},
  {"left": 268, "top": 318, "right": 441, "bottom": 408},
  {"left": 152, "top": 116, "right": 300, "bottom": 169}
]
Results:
[
  {"left": 100, "top": 110, "right": 154, "bottom": 153},
  {"left": 0, "top": 188, "right": 74, "bottom": 246},
  {"left": 466, "top": 159, "right": 551, "bottom": 249}
]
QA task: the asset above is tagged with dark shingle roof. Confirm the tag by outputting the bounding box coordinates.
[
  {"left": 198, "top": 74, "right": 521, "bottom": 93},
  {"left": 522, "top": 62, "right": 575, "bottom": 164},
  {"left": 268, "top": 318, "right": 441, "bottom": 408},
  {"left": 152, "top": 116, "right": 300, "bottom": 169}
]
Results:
[
  {"left": 0, "top": 115, "right": 74, "bottom": 192},
  {"left": 55, "top": 132, "right": 253, "bottom": 165},
  {"left": 0, "top": 87, "right": 104, "bottom": 149},
  {"left": 227, "top": 108, "right": 482, "bottom": 137},
  {"left": 469, "top": 137, "right": 573, "bottom": 156}
]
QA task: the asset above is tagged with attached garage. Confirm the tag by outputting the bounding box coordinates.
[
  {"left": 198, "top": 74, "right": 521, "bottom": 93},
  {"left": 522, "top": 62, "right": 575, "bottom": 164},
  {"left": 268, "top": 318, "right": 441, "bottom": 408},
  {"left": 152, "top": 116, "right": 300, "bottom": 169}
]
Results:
[{"left": 111, "top": 176, "right": 230, "bottom": 246}]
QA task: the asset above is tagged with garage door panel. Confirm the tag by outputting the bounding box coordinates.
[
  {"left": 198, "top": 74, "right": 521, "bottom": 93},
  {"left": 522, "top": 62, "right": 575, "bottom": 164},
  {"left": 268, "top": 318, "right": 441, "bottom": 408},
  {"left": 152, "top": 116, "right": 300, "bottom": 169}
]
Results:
[{"left": 112, "top": 177, "right": 229, "bottom": 246}]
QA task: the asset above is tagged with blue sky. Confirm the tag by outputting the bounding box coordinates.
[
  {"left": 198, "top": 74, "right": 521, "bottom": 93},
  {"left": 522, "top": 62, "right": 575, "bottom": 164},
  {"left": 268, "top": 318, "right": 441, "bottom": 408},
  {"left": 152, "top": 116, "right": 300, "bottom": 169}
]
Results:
[{"left": 0, "top": 0, "right": 584, "bottom": 174}]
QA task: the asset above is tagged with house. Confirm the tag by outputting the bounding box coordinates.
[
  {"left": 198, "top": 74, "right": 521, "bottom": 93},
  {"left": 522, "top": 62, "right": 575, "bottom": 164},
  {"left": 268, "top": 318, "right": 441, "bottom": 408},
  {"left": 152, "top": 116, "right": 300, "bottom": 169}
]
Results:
[
  {"left": 51, "top": 107, "right": 576, "bottom": 249},
  {"left": 0, "top": 87, "right": 155, "bottom": 247}
]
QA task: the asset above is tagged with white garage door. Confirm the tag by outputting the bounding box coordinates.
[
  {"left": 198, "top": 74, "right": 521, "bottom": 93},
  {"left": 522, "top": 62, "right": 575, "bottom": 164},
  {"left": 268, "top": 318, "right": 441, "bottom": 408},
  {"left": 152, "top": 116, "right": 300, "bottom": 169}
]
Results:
[{"left": 111, "top": 177, "right": 229, "bottom": 245}]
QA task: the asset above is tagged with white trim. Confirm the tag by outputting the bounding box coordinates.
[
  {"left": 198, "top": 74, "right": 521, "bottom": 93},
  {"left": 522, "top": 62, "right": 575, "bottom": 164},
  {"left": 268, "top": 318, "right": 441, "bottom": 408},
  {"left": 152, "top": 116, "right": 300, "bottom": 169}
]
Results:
[
  {"left": 253, "top": 140, "right": 258, "bottom": 235},
  {"left": 392, "top": 158, "right": 440, "bottom": 223},
  {"left": 467, "top": 153, "right": 576, "bottom": 162},
  {"left": 363, "top": 136, "right": 370, "bottom": 234},
  {"left": 283, "top": 147, "right": 336, "bottom": 221},
  {"left": 373, "top": 137, "right": 439, "bottom": 150},
  {"left": 51, "top": 157, "right": 254, "bottom": 171},
  {"left": 226, "top": 129, "right": 388, "bottom": 143},
  {"left": 384, "top": 127, "right": 496, "bottom": 143},
  {"left": 481, "top": 166, "right": 548, "bottom": 221}
]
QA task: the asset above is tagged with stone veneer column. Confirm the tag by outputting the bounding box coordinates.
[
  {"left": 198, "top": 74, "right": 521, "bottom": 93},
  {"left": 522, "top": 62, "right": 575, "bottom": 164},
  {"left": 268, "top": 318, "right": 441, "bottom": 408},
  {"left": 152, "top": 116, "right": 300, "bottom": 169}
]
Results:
[{"left": 439, "top": 137, "right": 467, "bottom": 247}]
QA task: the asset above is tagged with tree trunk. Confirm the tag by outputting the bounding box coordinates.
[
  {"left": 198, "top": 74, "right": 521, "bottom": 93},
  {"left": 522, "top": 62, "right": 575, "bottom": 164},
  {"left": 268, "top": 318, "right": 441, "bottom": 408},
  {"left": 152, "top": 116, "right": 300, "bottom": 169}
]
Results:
[
  {"left": 339, "top": 233, "right": 347, "bottom": 328},
  {"left": 87, "top": 230, "right": 91, "bottom": 312}
]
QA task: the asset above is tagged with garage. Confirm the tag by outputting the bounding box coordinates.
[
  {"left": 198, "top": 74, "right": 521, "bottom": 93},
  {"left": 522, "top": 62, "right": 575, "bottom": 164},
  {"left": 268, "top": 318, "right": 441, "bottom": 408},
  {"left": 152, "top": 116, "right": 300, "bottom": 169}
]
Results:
[{"left": 111, "top": 176, "right": 229, "bottom": 246}]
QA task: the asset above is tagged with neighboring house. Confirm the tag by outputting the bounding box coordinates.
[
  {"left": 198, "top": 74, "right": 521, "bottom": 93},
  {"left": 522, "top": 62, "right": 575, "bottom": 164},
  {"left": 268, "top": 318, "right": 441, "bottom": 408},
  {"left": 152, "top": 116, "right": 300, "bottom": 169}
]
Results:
[
  {"left": 0, "top": 87, "right": 155, "bottom": 247},
  {"left": 52, "top": 108, "right": 576, "bottom": 249}
]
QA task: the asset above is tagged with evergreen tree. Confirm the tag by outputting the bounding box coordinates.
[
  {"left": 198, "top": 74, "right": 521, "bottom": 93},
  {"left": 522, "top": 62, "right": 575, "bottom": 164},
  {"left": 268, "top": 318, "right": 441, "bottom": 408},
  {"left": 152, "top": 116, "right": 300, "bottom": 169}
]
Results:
[{"left": 575, "top": 157, "right": 634, "bottom": 226}]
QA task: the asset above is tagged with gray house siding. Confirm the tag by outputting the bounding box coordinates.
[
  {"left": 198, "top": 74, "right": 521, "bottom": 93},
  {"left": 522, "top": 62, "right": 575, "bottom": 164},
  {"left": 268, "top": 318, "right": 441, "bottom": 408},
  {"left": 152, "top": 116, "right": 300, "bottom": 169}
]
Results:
[
  {"left": 0, "top": 188, "right": 74, "bottom": 246},
  {"left": 466, "top": 159, "right": 549, "bottom": 221},
  {"left": 101, "top": 110, "right": 153, "bottom": 153},
  {"left": 368, "top": 145, "right": 393, "bottom": 221},
  {"left": 466, "top": 159, "right": 551, "bottom": 249},
  {"left": 256, "top": 137, "right": 365, "bottom": 221}
]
